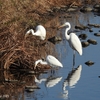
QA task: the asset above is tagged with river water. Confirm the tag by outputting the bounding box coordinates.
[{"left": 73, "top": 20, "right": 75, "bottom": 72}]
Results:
[
  {"left": 24, "top": 11, "right": 100, "bottom": 100},
  {"left": 0, "top": 10, "right": 100, "bottom": 100}
]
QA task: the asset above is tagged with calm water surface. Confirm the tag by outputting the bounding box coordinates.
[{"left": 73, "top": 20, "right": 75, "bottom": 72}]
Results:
[{"left": 24, "top": 12, "right": 100, "bottom": 100}]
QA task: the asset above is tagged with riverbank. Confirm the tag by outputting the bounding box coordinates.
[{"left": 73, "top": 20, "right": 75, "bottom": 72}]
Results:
[{"left": 0, "top": 0, "right": 100, "bottom": 70}]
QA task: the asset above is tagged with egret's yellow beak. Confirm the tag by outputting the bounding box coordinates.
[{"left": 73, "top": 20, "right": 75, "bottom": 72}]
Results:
[
  {"left": 58, "top": 24, "right": 66, "bottom": 29},
  {"left": 25, "top": 33, "right": 29, "bottom": 38},
  {"left": 34, "top": 64, "right": 37, "bottom": 70},
  {"left": 25, "top": 30, "right": 32, "bottom": 38}
]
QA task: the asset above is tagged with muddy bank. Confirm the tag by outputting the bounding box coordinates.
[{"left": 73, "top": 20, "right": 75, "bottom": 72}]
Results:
[{"left": 0, "top": 0, "right": 100, "bottom": 70}]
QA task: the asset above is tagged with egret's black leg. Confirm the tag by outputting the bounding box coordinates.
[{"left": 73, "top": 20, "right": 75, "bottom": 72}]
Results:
[
  {"left": 51, "top": 69, "right": 55, "bottom": 74},
  {"left": 73, "top": 50, "right": 75, "bottom": 68}
]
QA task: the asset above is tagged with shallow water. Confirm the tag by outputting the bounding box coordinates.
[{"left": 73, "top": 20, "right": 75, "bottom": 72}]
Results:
[
  {"left": 23, "top": 11, "right": 100, "bottom": 100},
  {"left": 0, "top": 11, "right": 100, "bottom": 100}
]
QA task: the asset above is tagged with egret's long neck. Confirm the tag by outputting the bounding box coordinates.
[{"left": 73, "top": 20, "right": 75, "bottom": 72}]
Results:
[
  {"left": 30, "top": 29, "right": 34, "bottom": 35},
  {"left": 65, "top": 24, "right": 71, "bottom": 40},
  {"left": 34, "top": 30, "right": 41, "bottom": 36},
  {"left": 35, "top": 59, "right": 48, "bottom": 65},
  {"left": 30, "top": 29, "right": 40, "bottom": 36},
  {"left": 40, "top": 59, "right": 48, "bottom": 65},
  {"left": 35, "top": 59, "right": 48, "bottom": 69}
]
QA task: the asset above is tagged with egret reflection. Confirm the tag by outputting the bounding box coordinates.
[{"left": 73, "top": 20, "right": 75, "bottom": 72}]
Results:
[
  {"left": 62, "top": 65, "right": 82, "bottom": 99},
  {"left": 45, "top": 76, "right": 62, "bottom": 88},
  {"left": 34, "top": 76, "right": 47, "bottom": 84},
  {"left": 34, "top": 75, "right": 62, "bottom": 88},
  {"left": 63, "top": 65, "right": 82, "bottom": 88}
]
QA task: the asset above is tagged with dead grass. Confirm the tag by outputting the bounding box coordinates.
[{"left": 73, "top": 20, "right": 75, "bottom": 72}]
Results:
[
  {"left": 0, "top": 0, "right": 100, "bottom": 70},
  {"left": 0, "top": 0, "right": 100, "bottom": 99}
]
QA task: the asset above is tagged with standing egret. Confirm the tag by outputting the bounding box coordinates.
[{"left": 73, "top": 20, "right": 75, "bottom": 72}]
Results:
[
  {"left": 58, "top": 22, "right": 82, "bottom": 66},
  {"left": 62, "top": 65, "right": 82, "bottom": 99},
  {"left": 34, "top": 55, "right": 63, "bottom": 71},
  {"left": 26, "top": 25, "right": 46, "bottom": 40}
]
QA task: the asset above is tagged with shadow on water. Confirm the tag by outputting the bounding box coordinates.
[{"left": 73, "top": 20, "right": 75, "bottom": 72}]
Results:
[{"left": 1, "top": 4, "right": 100, "bottom": 100}]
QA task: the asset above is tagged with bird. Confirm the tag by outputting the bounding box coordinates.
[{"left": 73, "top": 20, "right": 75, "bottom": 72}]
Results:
[
  {"left": 58, "top": 22, "right": 82, "bottom": 55},
  {"left": 34, "top": 55, "right": 63, "bottom": 70},
  {"left": 25, "top": 25, "right": 46, "bottom": 40},
  {"left": 58, "top": 22, "right": 82, "bottom": 66}
]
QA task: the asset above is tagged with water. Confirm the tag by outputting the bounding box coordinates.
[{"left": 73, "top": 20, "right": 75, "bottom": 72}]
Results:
[
  {"left": 24, "top": 12, "right": 100, "bottom": 100},
  {"left": 1, "top": 11, "right": 100, "bottom": 100}
]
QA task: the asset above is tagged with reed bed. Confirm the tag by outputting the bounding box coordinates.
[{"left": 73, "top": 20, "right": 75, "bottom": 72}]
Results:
[{"left": 0, "top": 0, "right": 99, "bottom": 70}]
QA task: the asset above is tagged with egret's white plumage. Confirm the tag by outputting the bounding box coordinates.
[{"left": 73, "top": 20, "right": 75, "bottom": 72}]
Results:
[
  {"left": 34, "top": 55, "right": 63, "bottom": 69},
  {"left": 59, "top": 22, "right": 82, "bottom": 55},
  {"left": 26, "top": 25, "right": 46, "bottom": 40}
]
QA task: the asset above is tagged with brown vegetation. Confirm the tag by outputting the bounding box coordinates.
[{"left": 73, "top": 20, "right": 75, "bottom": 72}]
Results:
[
  {"left": 0, "top": 0, "right": 100, "bottom": 99},
  {"left": 0, "top": 0, "right": 100, "bottom": 70}
]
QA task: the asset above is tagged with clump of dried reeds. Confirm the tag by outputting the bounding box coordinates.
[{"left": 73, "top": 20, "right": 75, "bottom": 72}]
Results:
[
  {"left": 0, "top": 28, "right": 40, "bottom": 69},
  {"left": 1, "top": 0, "right": 100, "bottom": 70},
  {"left": 0, "top": 0, "right": 47, "bottom": 70}
]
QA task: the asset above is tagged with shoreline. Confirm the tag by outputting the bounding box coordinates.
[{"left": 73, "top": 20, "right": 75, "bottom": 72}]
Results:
[{"left": 0, "top": 0, "right": 100, "bottom": 70}]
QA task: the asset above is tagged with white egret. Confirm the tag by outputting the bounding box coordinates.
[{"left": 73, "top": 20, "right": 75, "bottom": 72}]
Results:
[
  {"left": 34, "top": 55, "right": 63, "bottom": 70},
  {"left": 58, "top": 22, "right": 82, "bottom": 66},
  {"left": 26, "top": 25, "right": 46, "bottom": 40},
  {"left": 59, "top": 22, "right": 82, "bottom": 55}
]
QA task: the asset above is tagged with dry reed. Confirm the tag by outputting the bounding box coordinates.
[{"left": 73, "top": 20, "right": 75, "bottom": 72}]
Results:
[{"left": 0, "top": 0, "right": 99, "bottom": 70}]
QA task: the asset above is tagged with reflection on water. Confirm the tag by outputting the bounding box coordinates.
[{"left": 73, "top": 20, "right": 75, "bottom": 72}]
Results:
[
  {"left": 46, "top": 76, "right": 62, "bottom": 88},
  {"left": 34, "top": 75, "right": 47, "bottom": 84},
  {"left": 61, "top": 65, "right": 82, "bottom": 99},
  {"left": 0, "top": 64, "right": 82, "bottom": 100},
  {"left": 63, "top": 65, "right": 82, "bottom": 88},
  {"left": 34, "top": 74, "right": 62, "bottom": 88}
]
